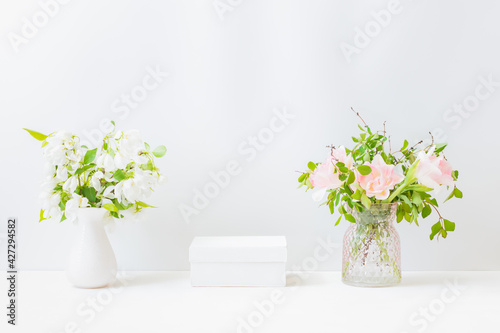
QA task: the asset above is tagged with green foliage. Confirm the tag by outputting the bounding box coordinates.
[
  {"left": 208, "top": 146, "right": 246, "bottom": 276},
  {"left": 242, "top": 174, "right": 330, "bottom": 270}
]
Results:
[
  {"left": 81, "top": 186, "right": 97, "bottom": 203},
  {"left": 434, "top": 143, "right": 447, "bottom": 154},
  {"left": 83, "top": 148, "right": 97, "bottom": 164},
  {"left": 344, "top": 214, "right": 356, "bottom": 223},
  {"left": 152, "top": 145, "right": 167, "bottom": 158},
  {"left": 24, "top": 128, "right": 48, "bottom": 141},
  {"left": 39, "top": 209, "right": 46, "bottom": 222},
  {"left": 422, "top": 205, "right": 432, "bottom": 219},
  {"left": 430, "top": 222, "right": 442, "bottom": 240},
  {"left": 103, "top": 203, "right": 118, "bottom": 212},
  {"left": 444, "top": 186, "right": 463, "bottom": 203},
  {"left": 444, "top": 219, "right": 455, "bottom": 231},
  {"left": 136, "top": 201, "right": 157, "bottom": 208},
  {"left": 113, "top": 169, "right": 127, "bottom": 181},
  {"left": 356, "top": 165, "right": 372, "bottom": 175}
]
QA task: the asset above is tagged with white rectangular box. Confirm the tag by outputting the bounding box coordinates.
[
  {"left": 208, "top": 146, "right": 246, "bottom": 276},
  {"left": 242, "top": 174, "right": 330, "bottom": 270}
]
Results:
[{"left": 189, "top": 236, "right": 287, "bottom": 287}]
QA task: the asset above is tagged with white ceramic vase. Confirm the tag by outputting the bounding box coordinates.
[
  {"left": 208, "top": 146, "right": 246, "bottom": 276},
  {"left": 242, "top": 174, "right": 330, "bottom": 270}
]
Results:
[{"left": 67, "top": 208, "right": 117, "bottom": 288}]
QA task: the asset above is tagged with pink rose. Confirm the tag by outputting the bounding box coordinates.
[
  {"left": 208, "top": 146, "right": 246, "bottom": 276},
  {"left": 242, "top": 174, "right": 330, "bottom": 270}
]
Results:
[
  {"left": 416, "top": 151, "right": 454, "bottom": 189},
  {"left": 357, "top": 155, "right": 404, "bottom": 200}
]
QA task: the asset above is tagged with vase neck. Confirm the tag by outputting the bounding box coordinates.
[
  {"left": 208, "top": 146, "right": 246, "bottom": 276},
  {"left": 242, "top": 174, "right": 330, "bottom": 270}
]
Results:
[
  {"left": 352, "top": 203, "right": 397, "bottom": 225},
  {"left": 76, "top": 208, "right": 107, "bottom": 230}
]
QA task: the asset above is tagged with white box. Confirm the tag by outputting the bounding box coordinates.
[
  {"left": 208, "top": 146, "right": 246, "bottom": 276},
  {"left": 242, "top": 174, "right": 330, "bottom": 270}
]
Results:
[{"left": 189, "top": 236, "right": 287, "bottom": 287}]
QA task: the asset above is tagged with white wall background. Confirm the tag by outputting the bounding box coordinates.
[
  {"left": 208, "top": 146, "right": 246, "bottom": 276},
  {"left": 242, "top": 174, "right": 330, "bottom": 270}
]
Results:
[{"left": 0, "top": 0, "right": 498, "bottom": 271}]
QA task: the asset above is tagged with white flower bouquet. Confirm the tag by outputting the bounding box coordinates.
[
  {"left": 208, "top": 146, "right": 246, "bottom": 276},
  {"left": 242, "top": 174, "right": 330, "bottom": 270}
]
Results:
[{"left": 25, "top": 123, "right": 166, "bottom": 222}]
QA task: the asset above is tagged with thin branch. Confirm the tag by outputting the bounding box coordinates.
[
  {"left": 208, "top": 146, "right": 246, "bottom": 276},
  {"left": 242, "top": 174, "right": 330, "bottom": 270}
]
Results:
[
  {"left": 428, "top": 202, "right": 444, "bottom": 221},
  {"left": 388, "top": 136, "right": 392, "bottom": 154},
  {"left": 428, "top": 131, "right": 434, "bottom": 146},
  {"left": 326, "top": 144, "right": 337, "bottom": 158},
  {"left": 351, "top": 107, "right": 368, "bottom": 127},
  {"left": 409, "top": 140, "right": 423, "bottom": 151}
]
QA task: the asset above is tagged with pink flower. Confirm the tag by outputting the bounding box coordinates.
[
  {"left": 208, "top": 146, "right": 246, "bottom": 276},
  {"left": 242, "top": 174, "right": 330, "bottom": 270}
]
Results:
[
  {"left": 330, "top": 146, "right": 354, "bottom": 170},
  {"left": 309, "top": 147, "right": 354, "bottom": 202},
  {"left": 357, "top": 155, "right": 404, "bottom": 200},
  {"left": 310, "top": 157, "right": 342, "bottom": 190},
  {"left": 416, "top": 151, "right": 454, "bottom": 189}
]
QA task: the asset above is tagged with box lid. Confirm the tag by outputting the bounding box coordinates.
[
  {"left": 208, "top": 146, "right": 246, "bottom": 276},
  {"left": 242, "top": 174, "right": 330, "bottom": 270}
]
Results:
[{"left": 189, "top": 236, "right": 287, "bottom": 263}]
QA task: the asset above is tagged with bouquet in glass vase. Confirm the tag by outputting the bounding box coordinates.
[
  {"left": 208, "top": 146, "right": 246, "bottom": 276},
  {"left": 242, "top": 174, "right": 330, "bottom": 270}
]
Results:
[{"left": 297, "top": 109, "right": 462, "bottom": 287}]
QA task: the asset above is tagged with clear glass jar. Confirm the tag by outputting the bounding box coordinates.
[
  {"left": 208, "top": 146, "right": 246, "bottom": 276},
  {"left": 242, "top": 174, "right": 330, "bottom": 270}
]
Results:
[{"left": 342, "top": 203, "right": 401, "bottom": 287}]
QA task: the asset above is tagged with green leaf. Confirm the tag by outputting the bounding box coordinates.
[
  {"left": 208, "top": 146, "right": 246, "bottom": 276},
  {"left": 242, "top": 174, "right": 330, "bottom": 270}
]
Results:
[
  {"left": 339, "top": 166, "right": 349, "bottom": 174},
  {"left": 422, "top": 205, "right": 432, "bottom": 219},
  {"left": 144, "top": 142, "right": 150, "bottom": 151},
  {"left": 352, "top": 136, "right": 359, "bottom": 142},
  {"left": 103, "top": 203, "right": 118, "bottom": 212},
  {"left": 454, "top": 187, "right": 463, "bottom": 199},
  {"left": 335, "top": 215, "right": 342, "bottom": 226},
  {"left": 344, "top": 214, "right": 356, "bottom": 223},
  {"left": 113, "top": 169, "right": 126, "bottom": 181},
  {"left": 141, "top": 160, "right": 154, "bottom": 171},
  {"left": 452, "top": 170, "right": 459, "bottom": 181},
  {"left": 39, "top": 209, "right": 46, "bottom": 222},
  {"left": 111, "top": 120, "right": 116, "bottom": 126},
  {"left": 430, "top": 222, "right": 442, "bottom": 240},
  {"left": 23, "top": 128, "right": 48, "bottom": 141},
  {"left": 399, "top": 194, "right": 412, "bottom": 206},
  {"left": 308, "top": 162, "right": 316, "bottom": 171},
  {"left": 351, "top": 189, "right": 361, "bottom": 200},
  {"left": 152, "top": 145, "right": 167, "bottom": 158},
  {"left": 75, "top": 163, "right": 96, "bottom": 175},
  {"left": 329, "top": 200, "right": 335, "bottom": 214},
  {"left": 443, "top": 219, "right": 455, "bottom": 231},
  {"left": 298, "top": 173, "right": 307, "bottom": 183},
  {"left": 412, "top": 191, "right": 422, "bottom": 206},
  {"left": 82, "top": 187, "right": 97, "bottom": 203},
  {"left": 357, "top": 165, "right": 372, "bottom": 176},
  {"left": 404, "top": 211, "right": 411, "bottom": 222},
  {"left": 444, "top": 188, "right": 455, "bottom": 203},
  {"left": 412, "top": 206, "right": 419, "bottom": 226},
  {"left": 361, "top": 193, "right": 371, "bottom": 209},
  {"left": 346, "top": 171, "right": 355, "bottom": 185},
  {"left": 397, "top": 208, "right": 404, "bottom": 223},
  {"left": 84, "top": 148, "right": 97, "bottom": 164},
  {"left": 401, "top": 140, "right": 409, "bottom": 151},
  {"left": 434, "top": 143, "right": 448, "bottom": 154},
  {"left": 136, "top": 201, "right": 157, "bottom": 208},
  {"left": 113, "top": 199, "right": 133, "bottom": 211},
  {"left": 406, "top": 185, "right": 434, "bottom": 192},
  {"left": 60, "top": 214, "right": 67, "bottom": 222}
]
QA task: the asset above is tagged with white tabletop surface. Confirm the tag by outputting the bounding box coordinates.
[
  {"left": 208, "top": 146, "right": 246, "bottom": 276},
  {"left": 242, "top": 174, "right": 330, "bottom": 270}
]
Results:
[{"left": 2, "top": 271, "right": 499, "bottom": 333}]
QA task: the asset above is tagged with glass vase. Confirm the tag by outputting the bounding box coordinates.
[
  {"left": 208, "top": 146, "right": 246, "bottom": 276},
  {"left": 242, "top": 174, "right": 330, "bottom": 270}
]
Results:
[{"left": 342, "top": 203, "right": 401, "bottom": 287}]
